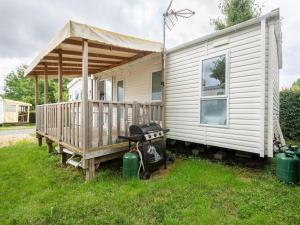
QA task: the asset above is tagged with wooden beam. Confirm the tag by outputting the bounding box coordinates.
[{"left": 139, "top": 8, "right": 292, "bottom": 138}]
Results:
[
  {"left": 35, "top": 76, "right": 39, "bottom": 106},
  {"left": 35, "top": 62, "right": 110, "bottom": 71},
  {"left": 98, "top": 52, "right": 151, "bottom": 73},
  {"left": 58, "top": 49, "right": 63, "bottom": 102},
  {"left": 44, "top": 56, "right": 120, "bottom": 65},
  {"left": 31, "top": 70, "right": 98, "bottom": 76},
  {"left": 34, "top": 68, "right": 102, "bottom": 72},
  {"left": 51, "top": 49, "right": 129, "bottom": 60},
  {"left": 44, "top": 64, "right": 48, "bottom": 104},
  {"left": 63, "top": 39, "right": 141, "bottom": 54}
]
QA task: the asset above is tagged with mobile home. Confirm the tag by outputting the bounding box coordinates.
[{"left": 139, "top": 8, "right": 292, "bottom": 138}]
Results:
[
  {"left": 0, "top": 97, "right": 31, "bottom": 125},
  {"left": 25, "top": 9, "right": 282, "bottom": 179}
]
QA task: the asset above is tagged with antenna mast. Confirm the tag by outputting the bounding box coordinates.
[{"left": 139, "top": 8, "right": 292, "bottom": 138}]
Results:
[{"left": 161, "top": 0, "right": 195, "bottom": 127}]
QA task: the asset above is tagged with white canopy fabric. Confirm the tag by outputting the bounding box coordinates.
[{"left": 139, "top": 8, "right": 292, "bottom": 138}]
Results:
[{"left": 25, "top": 20, "right": 162, "bottom": 77}]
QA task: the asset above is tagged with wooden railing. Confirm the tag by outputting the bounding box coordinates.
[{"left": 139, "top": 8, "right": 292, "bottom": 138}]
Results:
[{"left": 36, "top": 100, "right": 163, "bottom": 153}]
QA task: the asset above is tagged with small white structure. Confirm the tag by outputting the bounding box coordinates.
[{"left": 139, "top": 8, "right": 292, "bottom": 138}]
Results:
[
  {"left": 66, "top": 9, "right": 282, "bottom": 157},
  {"left": 0, "top": 97, "right": 31, "bottom": 125},
  {"left": 165, "top": 9, "right": 282, "bottom": 157}
]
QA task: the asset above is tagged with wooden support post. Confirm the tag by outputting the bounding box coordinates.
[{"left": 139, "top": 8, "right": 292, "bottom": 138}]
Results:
[
  {"left": 38, "top": 136, "right": 42, "bottom": 147},
  {"left": 82, "top": 39, "right": 89, "bottom": 153},
  {"left": 85, "top": 158, "right": 95, "bottom": 181},
  {"left": 98, "top": 102, "right": 103, "bottom": 146},
  {"left": 35, "top": 76, "right": 39, "bottom": 107},
  {"left": 60, "top": 146, "right": 68, "bottom": 167},
  {"left": 107, "top": 103, "right": 113, "bottom": 145},
  {"left": 27, "top": 106, "right": 30, "bottom": 123},
  {"left": 117, "top": 103, "right": 121, "bottom": 140},
  {"left": 57, "top": 49, "right": 64, "bottom": 162},
  {"left": 44, "top": 64, "right": 48, "bottom": 104},
  {"left": 82, "top": 39, "right": 95, "bottom": 180},
  {"left": 58, "top": 49, "right": 63, "bottom": 102},
  {"left": 44, "top": 65, "right": 48, "bottom": 135},
  {"left": 46, "top": 138, "right": 53, "bottom": 153}
]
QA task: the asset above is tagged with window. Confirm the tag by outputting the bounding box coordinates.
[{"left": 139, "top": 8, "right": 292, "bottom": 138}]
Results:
[
  {"left": 200, "top": 53, "right": 228, "bottom": 126},
  {"left": 200, "top": 99, "right": 227, "bottom": 125},
  {"left": 99, "top": 79, "right": 112, "bottom": 101},
  {"left": 202, "top": 55, "right": 226, "bottom": 96},
  {"left": 152, "top": 71, "right": 162, "bottom": 101},
  {"left": 6, "top": 104, "right": 16, "bottom": 112},
  {"left": 117, "top": 80, "right": 124, "bottom": 102}
]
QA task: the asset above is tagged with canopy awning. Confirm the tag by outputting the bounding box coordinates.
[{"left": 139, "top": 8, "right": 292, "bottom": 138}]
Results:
[{"left": 25, "top": 21, "right": 162, "bottom": 78}]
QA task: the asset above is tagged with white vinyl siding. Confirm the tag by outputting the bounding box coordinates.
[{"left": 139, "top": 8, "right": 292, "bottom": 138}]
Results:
[
  {"left": 165, "top": 23, "right": 264, "bottom": 155},
  {"left": 94, "top": 53, "right": 162, "bottom": 103},
  {"left": 266, "top": 21, "right": 281, "bottom": 157}
]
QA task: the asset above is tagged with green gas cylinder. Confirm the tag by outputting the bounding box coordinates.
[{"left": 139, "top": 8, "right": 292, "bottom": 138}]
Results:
[
  {"left": 276, "top": 152, "right": 299, "bottom": 184},
  {"left": 122, "top": 152, "right": 139, "bottom": 179}
]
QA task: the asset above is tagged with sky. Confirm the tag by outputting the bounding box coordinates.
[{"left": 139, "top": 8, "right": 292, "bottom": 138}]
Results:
[{"left": 0, "top": 0, "right": 299, "bottom": 93}]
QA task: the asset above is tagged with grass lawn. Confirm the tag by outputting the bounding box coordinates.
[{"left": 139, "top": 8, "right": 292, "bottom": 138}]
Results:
[
  {"left": 1, "top": 141, "right": 300, "bottom": 225},
  {"left": 0, "top": 123, "right": 35, "bottom": 131}
]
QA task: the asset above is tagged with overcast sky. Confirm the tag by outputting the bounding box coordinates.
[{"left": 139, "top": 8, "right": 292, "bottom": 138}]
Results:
[{"left": 0, "top": 0, "right": 299, "bottom": 93}]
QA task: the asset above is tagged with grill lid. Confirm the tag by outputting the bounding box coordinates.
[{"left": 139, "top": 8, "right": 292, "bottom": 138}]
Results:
[{"left": 130, "top": 122, "right": 162, "bottom": 136}]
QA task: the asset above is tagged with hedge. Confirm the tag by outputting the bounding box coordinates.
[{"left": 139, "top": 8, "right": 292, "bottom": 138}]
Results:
[
  {"left": 29, "top": 111, "right": 36, "bottom": 124},
  {"left": 280, "top": 90, "right": 300, "bottom": 140}
]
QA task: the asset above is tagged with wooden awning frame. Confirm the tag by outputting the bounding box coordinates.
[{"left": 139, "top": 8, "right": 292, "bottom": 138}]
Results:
[{"left": 25, "top": 20, "right": 162, "bottom": 78}]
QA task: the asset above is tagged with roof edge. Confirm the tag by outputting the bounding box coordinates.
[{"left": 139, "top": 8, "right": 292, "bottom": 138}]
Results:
[
  {"left": 24, "top": 21, "right": 73, "bottom": 77},
  {"left": 167, "top": 8, "right": 280, "bottom": 54}
]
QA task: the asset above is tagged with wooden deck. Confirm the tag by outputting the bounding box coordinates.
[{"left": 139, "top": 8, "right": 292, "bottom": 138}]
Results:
[{"left": 36, "top": 100, "right": 163, "bottom": 179}]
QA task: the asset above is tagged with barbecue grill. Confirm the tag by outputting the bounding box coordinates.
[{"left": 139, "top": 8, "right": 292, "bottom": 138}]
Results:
[{"left": 119, "top": 122, "right": 169, "bottom": 179}]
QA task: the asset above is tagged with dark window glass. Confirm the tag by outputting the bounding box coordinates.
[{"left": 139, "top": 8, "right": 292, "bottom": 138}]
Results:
[{"left": 152, "top": 71, "right": 162, "bottom": 101}]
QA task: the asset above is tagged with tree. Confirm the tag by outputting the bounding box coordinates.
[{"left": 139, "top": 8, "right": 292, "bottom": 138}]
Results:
[
  {"left": 210, "top": 57, "right": 226, "bottom": 87},
  {"left": 291, "top": 78, "right": 300, "bottom": 92},
  {"left": 212, "top": 0, "right": 263, "bottom": 30},
  {"left": 2, "top": 65, "right": 70, "bottom": 109}
]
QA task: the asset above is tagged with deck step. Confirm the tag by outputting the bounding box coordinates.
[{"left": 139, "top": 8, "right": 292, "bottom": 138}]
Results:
[
  {"left": 63, "top": 148, "right": 75, "bottom": 155},
  {"left": 66, "top": 157, "right": 82, "bottom": 168},
  {"left": 61, "top": 148, "right": 83, "bottom": 168}
]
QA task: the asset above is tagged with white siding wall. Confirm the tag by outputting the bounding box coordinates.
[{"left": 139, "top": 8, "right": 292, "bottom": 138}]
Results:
[
  {"left": 266, "top": 22, "right": 280, "bottom": 157},
  {"left": 94, "top": 53, "right": 162, "bottom": 103},
  {"left": 68, "top": 78, "right": 92, "bottom": 101},
  {"left": 165, "top": 24, "right": 264, "bottom": 155}
]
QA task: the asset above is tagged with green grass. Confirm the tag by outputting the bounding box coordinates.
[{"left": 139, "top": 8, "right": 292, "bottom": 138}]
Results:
[
  {"left": 286, "top": 139, "right": 300, "bottom": 147},
  {"left": 0, "top": 123, "right": 35, "bottom": 131},
  {"left": 1, "top": 141, "right": 300, "bottom": 225}
]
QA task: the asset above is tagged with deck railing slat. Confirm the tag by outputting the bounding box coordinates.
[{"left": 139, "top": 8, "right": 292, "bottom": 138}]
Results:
[{"left": 35, "top": 100, "right": 163, "bottom": 153}]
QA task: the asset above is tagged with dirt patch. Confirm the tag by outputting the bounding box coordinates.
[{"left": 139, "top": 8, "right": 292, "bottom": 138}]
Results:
[{"left": 0, "top": 134, "right": 35, "bottom": 148}]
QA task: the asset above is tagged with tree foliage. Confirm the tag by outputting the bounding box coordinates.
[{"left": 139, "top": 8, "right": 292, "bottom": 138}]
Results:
[
  {"left": 2, "top": 65, "right": 70, "bottom": 109},
  {"left": 212, "top": 0, "right": 262, "bottom": 30},
  {"left": 210, "top": 57, "right": 226, "bottom": 87},
  {"left": 280, "top": 85, "right": 300, "bottom": 141},
  {"left": 291, "top": 78, "right": 300, "bottom": 92}
]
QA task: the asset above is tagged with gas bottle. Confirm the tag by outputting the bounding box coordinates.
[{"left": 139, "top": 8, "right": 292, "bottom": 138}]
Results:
[
  {"left": 122, "top": 152, "right": 139, "bottom": 179},
  {"left": 276, "top": 152, "right": 299, "bottom": 184}
]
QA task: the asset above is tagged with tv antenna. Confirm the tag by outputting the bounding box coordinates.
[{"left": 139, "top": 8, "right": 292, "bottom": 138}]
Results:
[
  {"left": 161, "top": 0, "right": 195, "bottom": 119},
  {"left": 162, "top": 0, "right": 195, "bottom": 67}
]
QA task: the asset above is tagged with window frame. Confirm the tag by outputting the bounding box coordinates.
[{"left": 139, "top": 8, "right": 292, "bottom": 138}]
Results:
[
  {"left": 151, "top": 70, "right": 162, "bottom": 102},
  {"left": 199, "top": 50, "right": 230, "bottom": 128},
  {"left": 117, "top": 79, "right": 125, "bottom": 102},
  {"left": 99, "top": 78, "right": 113, "bottom": 101}
]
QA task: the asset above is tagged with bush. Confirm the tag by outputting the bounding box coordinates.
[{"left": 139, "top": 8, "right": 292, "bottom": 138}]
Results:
[
  {"left": 29, "top": 111, "right": 36, "bottom": 123},
  {"left": 280, "top": 90, "right": 300, "bottom": 140}
]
